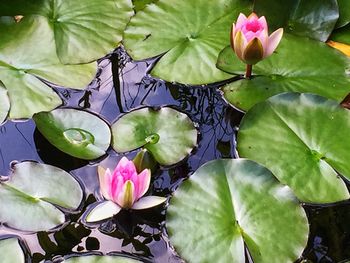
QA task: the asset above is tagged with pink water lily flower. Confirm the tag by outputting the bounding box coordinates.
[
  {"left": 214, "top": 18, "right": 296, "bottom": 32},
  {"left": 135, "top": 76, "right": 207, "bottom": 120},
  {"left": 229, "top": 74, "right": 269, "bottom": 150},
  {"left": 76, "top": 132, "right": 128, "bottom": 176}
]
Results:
[{"left": 230, "top": 13, "right": 283, "bottom": 77}]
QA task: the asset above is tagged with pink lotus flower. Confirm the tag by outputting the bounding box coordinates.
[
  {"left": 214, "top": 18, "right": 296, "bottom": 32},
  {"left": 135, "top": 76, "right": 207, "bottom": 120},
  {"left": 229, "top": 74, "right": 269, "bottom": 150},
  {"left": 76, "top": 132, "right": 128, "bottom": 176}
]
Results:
[{"left": 231, "top": 13, "right": 283, "bottom": 67}]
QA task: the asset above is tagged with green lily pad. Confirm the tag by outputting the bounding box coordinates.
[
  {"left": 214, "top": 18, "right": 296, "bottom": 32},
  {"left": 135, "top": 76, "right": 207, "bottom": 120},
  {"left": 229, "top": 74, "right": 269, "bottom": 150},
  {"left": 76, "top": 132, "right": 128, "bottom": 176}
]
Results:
[
  {"left": 0, "top": 0, "right": 134, "bottom": 64},
  {"left": 34, "top": 108, "right": 111, "bottom": 160},
  {"left": 217, "top": 34, "right": 350, "bottom": 112},
  {"left": 111, "top": 107, "right": 197, "bottom": 166},
  {"left": 0, "top": 17, "right": 96, "bottom": 119},
  {"left": 0, "top": 161, "right": 83, "bottom": 231},
  {"left": 254, "top": 0, "right": 339, "bottom": 41},
  {"left": 167, "top": 159, "right": 309, "bottom": 263},
  {"left": 0, "top": 81, "right": 10, "bottom": 124},
  {"left": 0, "top": 237, "right": 25, "bottom": 263},
  {"left": 330, "top": 24, "right": 350, "bottom": 45},
  {"left": 123, "top": 0, "right": 252, "bottom": 85},
  {"left": 132, "top": 0, "right": 157, "bottom": 12},
  {"left": 64, "top": 255, "right": 142, "bottom": 263},
  {"left": 336, "top": 0, "right": 350, "bottom": 28},
  {"left": 237, "top": 92, "right": 350, "bottom": 203}
]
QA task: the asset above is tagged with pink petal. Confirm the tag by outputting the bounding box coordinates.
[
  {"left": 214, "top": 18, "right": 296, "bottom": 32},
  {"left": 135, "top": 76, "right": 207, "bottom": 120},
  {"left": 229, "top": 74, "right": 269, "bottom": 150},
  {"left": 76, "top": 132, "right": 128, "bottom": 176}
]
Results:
[
  {"left": 116, "top": 180, "right": 135, "bottom": 208},
  {"left": 258, "top": 16, "right": 268, "bottom": 31},
  {"left": 247, "top": 12, "right": 258, "bottom": 20},
  {"left": 98, "top": 166, "right": 111, "bottom": 200},
  {"left": 230, "top": 23, "right": 236, "bottom": 50},
  {"left": 111, "top": 175, "right": 124, "bottom": 202},
  {"left": 136, "top": 169, "right": 151, "bottom": 199},
  {"left": 264, "top": 28, "right": 284, "bottom": 58},
  {"left": 233, "top": 30, "right": 247, "bottom": 61},
  {"left": 235, "top": 13, "right": 247, "bottom": 30},
  {"left": 256, "top": 29, "right": 268, "bottom": 52}
]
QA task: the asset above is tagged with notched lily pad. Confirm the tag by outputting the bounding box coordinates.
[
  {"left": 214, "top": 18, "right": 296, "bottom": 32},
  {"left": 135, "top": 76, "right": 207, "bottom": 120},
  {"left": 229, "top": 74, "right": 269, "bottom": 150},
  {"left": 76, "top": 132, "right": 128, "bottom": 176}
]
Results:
[
  {"left": 217, "top": 34, "right": 350, "bottom": 112},
  {"left": 167, "top": 159, "right": 309, "bottom": 263},
  {"left": 64, "top": 255, "right": 142, "bottom": 263},
  {"left": 34, "top": 108, "right": 111, "bottom": 160},
  {"left": 111, "top": 107, "right": 197, "bottom": 166},
  {"left": 123, "top": 0, "right": 252, "bottom": 84},
  {"left": 237, "top": 92, "right": 350, "bottom": 203},
  {"left": 0, "top": 161, "right": 83, "bottom": 232},
  {"left": 0, "top": 237, "right": 26, "bottom": 263}
]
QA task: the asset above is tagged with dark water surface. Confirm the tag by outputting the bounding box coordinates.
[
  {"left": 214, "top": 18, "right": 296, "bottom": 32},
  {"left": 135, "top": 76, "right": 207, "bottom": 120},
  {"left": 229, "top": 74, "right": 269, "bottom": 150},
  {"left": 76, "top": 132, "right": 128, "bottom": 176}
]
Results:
[{"left": 0, "top": 48, "right": 349, "bottom": 263}]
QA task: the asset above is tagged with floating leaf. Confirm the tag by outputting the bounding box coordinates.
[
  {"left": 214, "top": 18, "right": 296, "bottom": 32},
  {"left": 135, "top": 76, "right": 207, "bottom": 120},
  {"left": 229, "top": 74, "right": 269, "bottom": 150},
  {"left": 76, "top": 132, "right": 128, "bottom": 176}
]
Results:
[
  {"left": 0, "top": 237, "right": 25, "bottom": 263},
  {"left": 254, "top": 0, "right": 339, "bottom": 41},
  {"left": 0, "top": 17, "right": 96, "bottom": 119},
  {"left": 167, "top": 159, "right": 309, "bottom": 263},
  {"left": 331, "top": 24, "right": 350, "bottom": 45},
  {"left": 335, "top": 0, "right": 350, "bottom": 28},
  {"left": 64, "top": 255, "right": 142, "bottom": 263},
  {"left": 34, "top": 108, "right": 111, "bottom": 160},
  {"left": 123, "top": 0, "right": 252, "bottom": 84},
  {"left": 0, "top": 81, "right": 10, "bottom": 124},
  {"left": 237, "top": 92, "right": 350, "bottom": 203},
  {"left": 111, "top": 107, "right": 197, "bottom": 166},
  {"left": 0, "top": 0, "right": 134, "bottom": 64},
  {"left": 217, "top": 34, "right": 350, "bottom": 111},
  {"left": 0, "top": 161, "right": 83, "bottom": 231},
  {"left": 132, "top": 0, "right": 157, "bottom": 12}
]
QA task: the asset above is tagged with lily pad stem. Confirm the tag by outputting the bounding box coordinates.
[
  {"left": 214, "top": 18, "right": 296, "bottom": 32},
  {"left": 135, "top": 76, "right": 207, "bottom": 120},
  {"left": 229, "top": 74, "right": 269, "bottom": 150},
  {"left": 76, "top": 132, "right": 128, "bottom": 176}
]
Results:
[{"left": 245, "top": 64, "right": 252, "bottom": 79}]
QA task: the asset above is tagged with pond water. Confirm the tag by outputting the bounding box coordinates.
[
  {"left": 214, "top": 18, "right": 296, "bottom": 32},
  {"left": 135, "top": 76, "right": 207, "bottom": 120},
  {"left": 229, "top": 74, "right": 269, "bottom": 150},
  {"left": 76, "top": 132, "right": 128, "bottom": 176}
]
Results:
[{"left": 0, "top": 47, "right": 349, "bottom": 263}]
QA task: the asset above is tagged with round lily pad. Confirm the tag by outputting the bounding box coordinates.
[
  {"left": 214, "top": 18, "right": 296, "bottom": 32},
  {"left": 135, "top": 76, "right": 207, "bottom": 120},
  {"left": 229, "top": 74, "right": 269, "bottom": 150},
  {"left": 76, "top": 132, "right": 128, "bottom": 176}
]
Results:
[
  {"left": 34, "top": 108, "right": 111, "bottom": 160},
  {"left": 0, "top": 81, "right": 10, "bottom": 124},
  {"left": 64, "top": 255, "right": 142, "bottom": 263},
  {"left": 217, "top": 34, "right": 350, "bottom": 112},
  {"left": 167, "top": 159, "right": 309, "bottom": 263},
  {"left": 0, "top": 161, "right": 83, "bottom": 232},
  {"left": 0, "top": 237, "right": 25, "bottom": 263},
  {"left": 335, "top": 0, "right": 350, "bottom": 28},
  {"left": 0, "top": 0, "right": 134, "bottom": 64},
  {"left": 237, "top": 92, "right": 350, "bottom": 203},
  {"left": 111, "top": 107, "right": 197, "bottom": 166},
  {"left": 123, "top": 0, "right": 252, "bottom": 84},
  {"left": 0, "top": 17, "right": 96, "bottom": 119}
]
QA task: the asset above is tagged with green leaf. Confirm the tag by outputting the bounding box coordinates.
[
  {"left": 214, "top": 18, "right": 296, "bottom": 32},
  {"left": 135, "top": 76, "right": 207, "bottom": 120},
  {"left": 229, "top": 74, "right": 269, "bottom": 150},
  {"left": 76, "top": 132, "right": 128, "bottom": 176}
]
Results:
[
  {"left": 217, "top": 34, "right": 350, "bottom": 111},
  {"left": 254, "top": 0, "right": 339, "bottom": 41},
  {"left": 237, "top": 92, "right": 350, "bottom": 203},
  {"left": 34, "top": 108, "right": 111, "bottom": 160},
  {"left": 330, "top": 24, "right": 350, "bottom": 45},
  {"left": 0, "top": 81, "right": 10, "bottom": 124},
  {"left": 0, "top": 161, "right": 83, "bottom": 232},
  {"left": 123, "top": 0, "right": 252, "bottom": 85},
  {"left": 0, "top": 0, "right": 134, "bottom": 64},
  {"left": 167, "top": 159, "right": 309, "bottom": 263},
  {"left": 132, "top": 0, "right": 158, "bottom": 12},
  {"left": 336, "top": 0, "right": 350, "bottom": 28},
  {"left": 64, "top": 255, "right": 142, "bottom": 263},
  {"left": 0, "top": 237, "right": 25, "bottom": 263},
  {"left": 0, "top": 17, "right": 96, "bottom": 119},
  {"left": 111, "top": 107, "right": 197, "bottom": 166}
]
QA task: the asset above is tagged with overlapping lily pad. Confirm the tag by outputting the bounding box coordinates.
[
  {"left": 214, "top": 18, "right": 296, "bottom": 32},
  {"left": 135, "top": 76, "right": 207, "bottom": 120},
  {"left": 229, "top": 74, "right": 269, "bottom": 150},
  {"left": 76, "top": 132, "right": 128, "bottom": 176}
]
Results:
[
  {"left": 167, "top": 159, "right": 309, "bottom": 263},
  {"left": 64, "top": 255, "right": 142, "bottom": 263},
  {"left": 237, "top": 92, "right": 350, "bottom": 203},
  {"left": 335, "top": 0, "right": 350, "bottom": 28},
  {"left": 254, "top": 0, "right": 339, "bottom": 41},
  {"left": 123, "top": 0, "right": 252, "bottom": 84},
  {"left": 0, "top": 0, "right": 134, "bottom": 64},
  {"left": 0, "top": 161, "right": 83, "bottom": 231},
  {"left": 0, "top": 81, "right": 10, "bottom": 124},
  {"left": 0, "top": 237, "right": 25, "bottom": 263},
  {"left": 217, "top": 34, "right": 350, "bottom": 111},
  {"left": 0, "top": 17, "right": 96, "bottom": 119},
  {"left": 34, "top": 108, "right": 111, "bottom": 160},
  {"left": 111, "top": 107, "right": 197, "bottom": 166},
  {"left": 331, "top": 24, "right": 350, "bottom": 45}
]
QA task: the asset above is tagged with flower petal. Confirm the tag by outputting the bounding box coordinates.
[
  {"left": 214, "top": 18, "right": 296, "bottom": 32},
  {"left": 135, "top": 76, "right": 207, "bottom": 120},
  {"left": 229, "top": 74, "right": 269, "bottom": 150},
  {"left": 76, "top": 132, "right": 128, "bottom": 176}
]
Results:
[
  {"left": 258, "top": 16, "right": 268, "bottom": 31},
  {"left": 247, "top": 12, "right": 258, "bottom": 20},
  {"left": 132, "top": 196, "right": 166, "bottom": 210},
  {"left": 233, "top": 30, "right": 246, "bottom": 61},
  {"left": 117, "top": 180, "right": 135, "bottom": 208},
  {"left": 235, "top": 13, "right": 247, "bottom": 30},
  {"left": 85, "top": 200, "right": 121, "bottom": 223},
  {"left": 98, "top": 166, "right": 111, "bottom": 200},
  {"left": 265, "top": 28, "right": 284, "bottom": 58},
  {"left": 243, "top": 37, "right": 264, "bottom": 65},
  {"left": 136, "top": 169, "right": 151, "bottom": 199}
]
